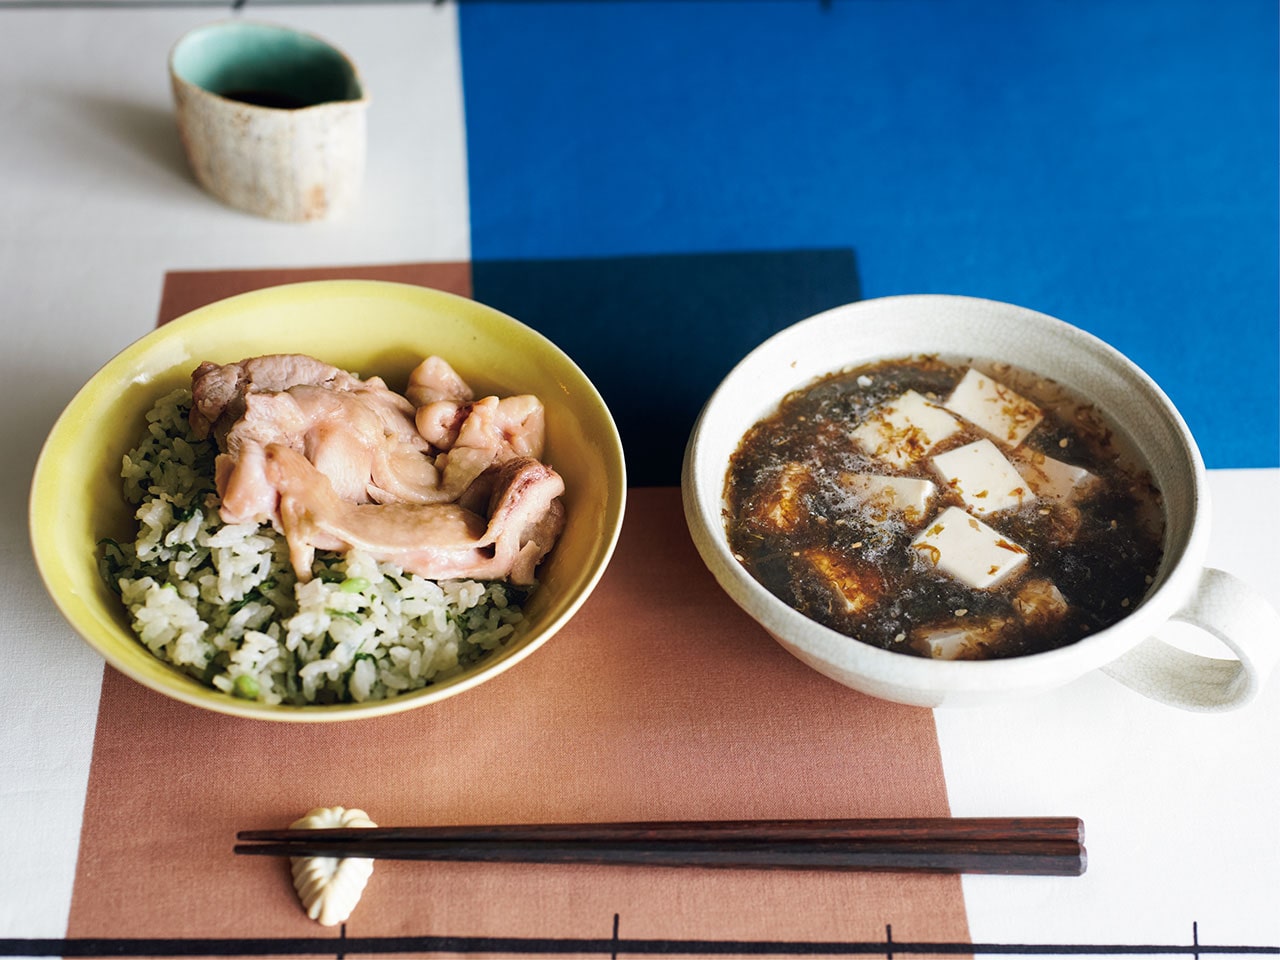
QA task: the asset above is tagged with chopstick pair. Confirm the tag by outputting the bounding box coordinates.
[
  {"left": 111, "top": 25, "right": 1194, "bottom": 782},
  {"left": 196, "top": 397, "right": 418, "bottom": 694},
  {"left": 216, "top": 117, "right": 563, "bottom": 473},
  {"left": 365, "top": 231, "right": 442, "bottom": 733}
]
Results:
[{"left": 235, "top": 816, "right": 1086, "bottom": 876}]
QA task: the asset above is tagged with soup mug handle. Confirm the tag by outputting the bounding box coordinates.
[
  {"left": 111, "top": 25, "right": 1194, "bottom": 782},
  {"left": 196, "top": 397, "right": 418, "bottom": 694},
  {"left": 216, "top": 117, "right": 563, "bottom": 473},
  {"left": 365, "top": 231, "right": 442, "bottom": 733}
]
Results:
[{"left": 1101, "top": 568, "right": 1280, "bottom": 711}]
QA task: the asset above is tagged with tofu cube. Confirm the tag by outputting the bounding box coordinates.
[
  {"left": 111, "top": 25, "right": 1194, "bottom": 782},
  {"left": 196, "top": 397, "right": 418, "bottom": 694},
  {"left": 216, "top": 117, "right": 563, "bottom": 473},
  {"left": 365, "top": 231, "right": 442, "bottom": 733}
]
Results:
[
  {"left": 838, "top": 473, "right": 936, "bottom": 525},
  {"left": 943, "top": 368, "right": 1043, "bottom": 447},
  {"left": 911, "top": 616, "right": 1011, "bottom": 660},
  {"left": 749, "top": 462, "right": 809, "bottom": 532},
  {"left": 802, "top": 547, "right": 884, "bottom": 614},
  {"left": 850, "top": 390, "right": 961, "bottom": 468},
  {"left": 1015, "top": 451, "right": 1099, "bottom": 502},
  {"left": 930, "top": 439, "right": 1035, "bottom": 515},
  {"left": 911, "top": 506, "right": 1029, "bottom": 589},
  {"left": 911, "top": 625, "right": 979, "bottom": 660},
  {"left": 1012, "top": 579, "right": 1069, "bottom": 625}
]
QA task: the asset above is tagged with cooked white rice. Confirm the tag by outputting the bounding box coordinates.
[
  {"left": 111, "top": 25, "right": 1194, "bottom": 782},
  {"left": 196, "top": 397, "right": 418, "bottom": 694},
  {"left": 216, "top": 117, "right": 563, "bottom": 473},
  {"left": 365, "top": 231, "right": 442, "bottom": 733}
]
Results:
[{"left": 101, "top": 388, "right": 526, "bottom": 706}]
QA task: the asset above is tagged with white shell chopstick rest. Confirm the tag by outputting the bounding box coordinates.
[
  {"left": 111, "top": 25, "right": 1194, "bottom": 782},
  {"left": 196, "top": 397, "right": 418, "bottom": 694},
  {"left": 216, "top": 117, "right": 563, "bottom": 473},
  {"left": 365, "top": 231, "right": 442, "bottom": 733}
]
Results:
[{"left": 289, "top": 806, "right": 377, "bottom": 925}]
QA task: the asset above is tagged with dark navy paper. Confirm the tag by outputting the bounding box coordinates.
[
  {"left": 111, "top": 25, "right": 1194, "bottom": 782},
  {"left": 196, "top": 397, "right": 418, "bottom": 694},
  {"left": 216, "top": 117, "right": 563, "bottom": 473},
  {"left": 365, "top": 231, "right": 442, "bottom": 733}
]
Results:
[{"left": 472, "top": 250, "right": 862, "bottom": 486}]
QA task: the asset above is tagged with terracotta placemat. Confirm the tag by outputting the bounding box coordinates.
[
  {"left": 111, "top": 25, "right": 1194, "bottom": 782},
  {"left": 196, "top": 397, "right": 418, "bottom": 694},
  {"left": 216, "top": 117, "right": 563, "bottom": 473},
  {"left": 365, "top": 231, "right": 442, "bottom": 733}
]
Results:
[
  {"left": 155, "top": 261, "right": 473, "bottom": 323},
  {"left": 66, "top": 262, "right": 969, "bottom": 956}
]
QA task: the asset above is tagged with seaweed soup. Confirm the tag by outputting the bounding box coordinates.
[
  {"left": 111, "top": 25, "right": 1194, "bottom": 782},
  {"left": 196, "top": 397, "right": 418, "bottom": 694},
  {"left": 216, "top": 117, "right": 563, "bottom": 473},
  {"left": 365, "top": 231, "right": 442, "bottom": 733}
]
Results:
[{"left": 724, "top": 356, "right": 1165, "bottom": 660}]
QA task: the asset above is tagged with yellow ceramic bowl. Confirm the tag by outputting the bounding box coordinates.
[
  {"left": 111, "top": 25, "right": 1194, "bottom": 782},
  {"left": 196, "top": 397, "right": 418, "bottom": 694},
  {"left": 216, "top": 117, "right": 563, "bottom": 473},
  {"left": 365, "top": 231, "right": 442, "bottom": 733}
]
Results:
[{"left": 30, "top": 280, "right": 627, "bottom": 721}]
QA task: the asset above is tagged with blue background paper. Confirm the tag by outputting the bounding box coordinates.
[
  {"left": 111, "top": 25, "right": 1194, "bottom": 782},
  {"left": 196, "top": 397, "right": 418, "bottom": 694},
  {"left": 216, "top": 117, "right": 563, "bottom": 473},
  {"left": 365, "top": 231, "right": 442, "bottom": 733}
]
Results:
[{"left": 460, "top": 0, "right": 1279, "bottom": 471}]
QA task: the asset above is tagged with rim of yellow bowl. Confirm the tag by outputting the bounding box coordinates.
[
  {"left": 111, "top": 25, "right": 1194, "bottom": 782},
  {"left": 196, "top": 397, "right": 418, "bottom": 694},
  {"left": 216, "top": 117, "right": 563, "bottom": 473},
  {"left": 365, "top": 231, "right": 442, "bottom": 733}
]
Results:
[{"left": 29, "top": 279, "right": 627, "bottom": 722}]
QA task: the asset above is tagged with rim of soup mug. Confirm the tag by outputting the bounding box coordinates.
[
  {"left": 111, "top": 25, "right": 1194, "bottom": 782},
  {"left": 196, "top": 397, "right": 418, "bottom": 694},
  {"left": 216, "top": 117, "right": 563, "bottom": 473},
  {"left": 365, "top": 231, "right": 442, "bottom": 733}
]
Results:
[{"left": 681, "top": 294, "right": 1208, "bottom": 701}]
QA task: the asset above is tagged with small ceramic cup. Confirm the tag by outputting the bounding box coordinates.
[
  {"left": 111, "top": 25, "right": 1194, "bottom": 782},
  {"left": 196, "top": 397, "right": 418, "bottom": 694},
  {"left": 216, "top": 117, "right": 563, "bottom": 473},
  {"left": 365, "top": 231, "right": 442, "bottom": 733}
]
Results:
[
  {"left": 682, "top": 294, "right": 1280, "bottom": 711},
  {"left": 169, "top": 21, "right": 369, "bottom": 222}
]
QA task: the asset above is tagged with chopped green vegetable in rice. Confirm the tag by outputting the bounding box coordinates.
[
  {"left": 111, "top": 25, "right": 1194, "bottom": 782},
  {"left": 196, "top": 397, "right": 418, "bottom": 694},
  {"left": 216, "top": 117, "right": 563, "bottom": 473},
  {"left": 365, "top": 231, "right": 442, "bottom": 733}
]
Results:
[{"left": 103, "top": 389, "right": 527, "bottom": 705}]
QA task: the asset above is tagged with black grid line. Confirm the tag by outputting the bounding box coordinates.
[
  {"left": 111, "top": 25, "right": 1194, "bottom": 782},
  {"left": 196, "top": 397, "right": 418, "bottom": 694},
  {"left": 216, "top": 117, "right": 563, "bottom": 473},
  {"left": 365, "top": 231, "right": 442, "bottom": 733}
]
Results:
[{"left": 1, "top": 930, "right": 1278, "bottom": 958}]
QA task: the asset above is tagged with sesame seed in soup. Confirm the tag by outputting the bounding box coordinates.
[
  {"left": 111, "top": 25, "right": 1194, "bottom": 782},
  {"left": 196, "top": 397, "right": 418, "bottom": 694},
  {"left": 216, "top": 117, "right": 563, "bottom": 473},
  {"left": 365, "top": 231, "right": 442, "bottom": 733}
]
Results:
[{"left": 724, "top": 356, "right": 1164, "bottom": 660}]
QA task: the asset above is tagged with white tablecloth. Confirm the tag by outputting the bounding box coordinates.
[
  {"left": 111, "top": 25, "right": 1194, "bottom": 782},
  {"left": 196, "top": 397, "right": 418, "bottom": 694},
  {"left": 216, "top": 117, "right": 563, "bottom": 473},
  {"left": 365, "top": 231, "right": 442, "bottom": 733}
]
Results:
[{"left": 2, "top": 4, "right": 1276, "bottom": 955}]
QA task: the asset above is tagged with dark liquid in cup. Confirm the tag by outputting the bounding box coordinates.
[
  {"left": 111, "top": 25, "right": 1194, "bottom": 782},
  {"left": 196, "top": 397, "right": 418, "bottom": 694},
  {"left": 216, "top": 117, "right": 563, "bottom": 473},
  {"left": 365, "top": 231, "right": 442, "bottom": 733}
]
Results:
[{"left": 219, "top": 88, "right": 317, "bottom": 110}]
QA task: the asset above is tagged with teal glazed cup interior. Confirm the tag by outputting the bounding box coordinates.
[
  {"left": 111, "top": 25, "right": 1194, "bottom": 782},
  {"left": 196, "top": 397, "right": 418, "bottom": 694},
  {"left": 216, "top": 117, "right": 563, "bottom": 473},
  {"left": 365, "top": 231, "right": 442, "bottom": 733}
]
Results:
[
  {"left": 682, "top": 294, "right": 1280, "bottom": 711},
  {"left": 169, "top": 21, "right": 369, "bottom": 221},
  {"left": 171, "top": 21, "right": 364, "bottom": 109}
]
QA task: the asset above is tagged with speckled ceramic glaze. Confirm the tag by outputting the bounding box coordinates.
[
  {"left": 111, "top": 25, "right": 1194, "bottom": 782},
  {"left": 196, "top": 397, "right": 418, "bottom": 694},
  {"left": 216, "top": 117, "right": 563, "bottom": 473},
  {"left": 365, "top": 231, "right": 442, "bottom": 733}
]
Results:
[
  {"left": 170, "top": 21, "right": 369, "bottom": 222},
  {"left": 682, "top": 294, "right": 1280, "bottom": 711}
]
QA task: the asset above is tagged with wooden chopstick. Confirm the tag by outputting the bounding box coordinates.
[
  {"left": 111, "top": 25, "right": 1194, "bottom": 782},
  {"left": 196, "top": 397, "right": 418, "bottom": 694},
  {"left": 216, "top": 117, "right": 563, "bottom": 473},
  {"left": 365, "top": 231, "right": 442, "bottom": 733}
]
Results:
[
  {"left": 234, "top": 817, "right": 1086, "bottom": 876},
  {"left": 237, "top": 816, "right": 1083, "bottom": 844}
]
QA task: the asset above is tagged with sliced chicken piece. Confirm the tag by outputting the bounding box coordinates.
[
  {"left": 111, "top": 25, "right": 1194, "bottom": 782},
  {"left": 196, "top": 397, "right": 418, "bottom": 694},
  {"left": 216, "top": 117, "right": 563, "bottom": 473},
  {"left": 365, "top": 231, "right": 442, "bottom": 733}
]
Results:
[
  {"left": 287, "top": 383, "right": 430, "bottom": 503},
  {"left": 510, "top": 497, "right": 565, "bottom": 585},
  {"left": 454, "top": 394, "right": 546, "bottom": 461},
  {"left": 414, "top": 400, "right": 469, "bottom": 451},
  {"left": 190, "top": 354, "right": 367, "bottom": 442},
  {"left": 224, "top": 391, "right": 311, "bottom": 458},
  {"left": 482, "top": 456, "right": 567, "bottom": 585},
  {"left": 217, "top": 441, "right": 278, "bottom": 526},
  {"left": 405, "top": 356, "right": 474, "bottom": 407},
  {"left": 263, "top": 445, "right": 564, "bottom": 585},
  {"left": 199, "top": 357, "right": 458, "bottom": 511},
  {"left": 198, "top": 354, "right": 566, "bottom": 587},
  {"left": 416, "top": 395, "right": 545, "bottom": 458},
  {"left": 302, "top": 416, "right": 386, "bottom": 504},
  {"left": 414, "top": 394, "right": 547, "bottom": 497},
  {"left": 432, "top": 444, "right": 496, "bottom": 502},
  {"left": 367, "top": 445, "right": 444, "bottom": 504}
]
